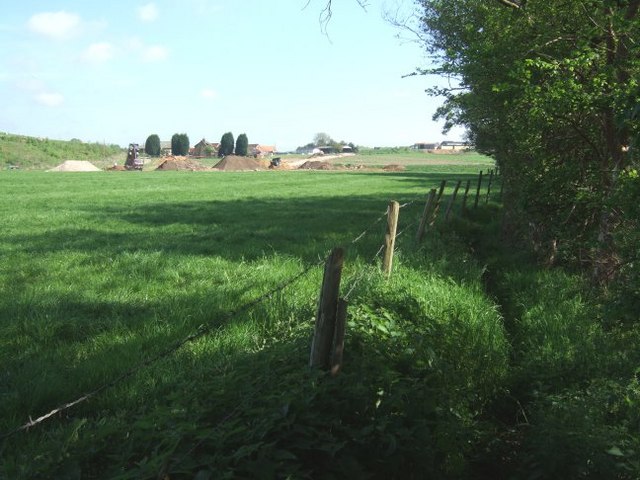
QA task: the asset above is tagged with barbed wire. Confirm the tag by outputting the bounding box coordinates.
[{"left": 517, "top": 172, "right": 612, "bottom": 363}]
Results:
[
  {"left": 1, "top": 177, "right": 482, "bottom": 440},
  {"left": 0, "top": 259, "right": 324, "bottom": 440}
]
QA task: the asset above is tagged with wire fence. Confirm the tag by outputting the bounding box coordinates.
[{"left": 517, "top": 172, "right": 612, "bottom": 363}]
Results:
[{"left": 1, "top": 168, "right": 501, "bottom": 441}]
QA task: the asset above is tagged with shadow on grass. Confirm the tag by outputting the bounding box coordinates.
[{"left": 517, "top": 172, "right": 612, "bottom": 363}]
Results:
[{"left": 4, "top": 172, "right": 486, "bottom": 263}]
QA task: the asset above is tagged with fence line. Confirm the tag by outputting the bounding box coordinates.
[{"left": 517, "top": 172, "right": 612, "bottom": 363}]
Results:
[{"left": 2, "top": 167, "right": 501, "bottom": 440}]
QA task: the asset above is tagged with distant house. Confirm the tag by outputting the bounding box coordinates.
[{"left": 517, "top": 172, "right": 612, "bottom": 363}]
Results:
[
  {"left": 249, "top": 144, "right": 276, "bottom": 157},
  {"left": 437, "top": 140, "right": 470, "bottom": 150},
  {"left": 160, "top": 141, "right": 172, "bottom": 156},
  {"left": 192, "top": 138, "right": 218, "bottom": 157},
  {"left": 412, "top": 142, "right": 439, "bottom": 151}
]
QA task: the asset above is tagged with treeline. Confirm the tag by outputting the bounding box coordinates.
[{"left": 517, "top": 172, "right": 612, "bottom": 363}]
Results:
[
  {"left": 421, "top": 0, "right": 639, "bottom": 308},
  {"left": 143, "top": 132, "right": 251, "bottom": 157}
]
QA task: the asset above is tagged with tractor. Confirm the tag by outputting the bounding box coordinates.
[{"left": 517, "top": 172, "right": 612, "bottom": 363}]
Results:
[{"left": 125, "top": 143, "right": 143, "bottom": 170}]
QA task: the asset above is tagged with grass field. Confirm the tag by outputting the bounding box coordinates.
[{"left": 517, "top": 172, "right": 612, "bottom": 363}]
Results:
[{"left": 2, "top": 157, "right": 636, "bottom": 478}]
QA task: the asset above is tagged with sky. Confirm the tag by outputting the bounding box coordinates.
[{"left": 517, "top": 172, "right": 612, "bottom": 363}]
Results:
[{"left": 0, "top": 0, "right": 465, "bottom": 151}]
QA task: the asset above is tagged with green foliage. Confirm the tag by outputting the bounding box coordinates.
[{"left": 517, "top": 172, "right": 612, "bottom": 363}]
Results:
[
  {"left": 420, "top": 0, "right": 640, "bottom": 275},
  {"left": 313, "top": 132, "right": 333, "bottom": 146},
  {"left": 0, "top": 133, "right": 122, "bottom": 170},
  {"left": 144, "top": 134, "right": 161, "bottom": 156},
  {"left": 171, "top": 133, "right": 189, "bottom": 156},
  {"left": 606, "top": 168, "right": 640, "bottom": 324},
  {"left": 219, "top": 132, "right": 234, "bottom": 157},
  {"left": 235, "top": 133, "right": 249, "bottom": 157}
]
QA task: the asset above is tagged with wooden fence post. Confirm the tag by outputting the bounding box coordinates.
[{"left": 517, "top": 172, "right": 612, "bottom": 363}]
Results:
[
  {"left": 310, "top": 247, "right": 345, "bottom": 369},
  {"left": 486, "top": 169, "right": 494, "bottom": 204},
  {"left": 461, "top": 179, "right": 472, "bottom": 213},
  {"left": 499, "top": 173, "right": 504, "bottom": 202},
  {"left": 383, "top": 201, "right": 400, "bottom": 277},
  {"left": 330, "top": 298, "right": 348, "bottom": 376},
  {"left": 474, "top": 171, "right": 483, "bottom": 208},
  {"left": 416, "top": 188, "right": 436, "bottom": 243},
  {"left": 444, "top": 180, "right": 462, "bottom": 221},
  {"left": 430, "top": 180, "right": 447, "bottom": 225}
]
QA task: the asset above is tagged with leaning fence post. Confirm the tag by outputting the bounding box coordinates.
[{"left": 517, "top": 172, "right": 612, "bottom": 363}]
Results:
[
  {"left": 330, "top": 298, "right": 348, "bottom": 376},
  {"left": 310, "top": 247, "right": 345, "bottom": 369},
  {"left": 416, "top": 188, "right": 436, "bottom": 243},
  {"left": 430, "top": 180, "right": 447, "bottom": 225},
  {"left": 383, "top": 201, "right": 400, "bottom": 277},
  {"left": 461, "top": 179, "right": 472, "bottom": 213},
  {"left": 444, "top": 180, "right": 462, "bottom": 221},
  {"left": 486, "top": 169, "right": 494, "bottom": 204},
  {"left": 474, "top": 171, "right": 483, "bottom": 208}
]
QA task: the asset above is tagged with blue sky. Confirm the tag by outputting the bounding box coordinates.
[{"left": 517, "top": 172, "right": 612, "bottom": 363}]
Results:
[{"left": 0, "top": 1, "right": 464, "bottom": 150}]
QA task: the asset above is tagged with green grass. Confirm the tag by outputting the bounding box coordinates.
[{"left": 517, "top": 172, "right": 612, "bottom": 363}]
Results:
[
  {"left": 0, "top": 167, "right": 512, "bottom": 478},
  {"left": 0, "top": 133, "right": 123, "bottom": 170},
  {"left": 5, "top": 164, "right": 637, "bottom": 478}
]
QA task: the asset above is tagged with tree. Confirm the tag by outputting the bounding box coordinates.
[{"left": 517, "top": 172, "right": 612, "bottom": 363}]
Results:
[
  {"left": 235, "top": 133, "right": 249, "bottom": 156},
  {"left": 219, "top": 132, "right": 234, "bottom": 157},
  {"left": 171, "top": 133, "right": 189, "bottom": 156},
  {"left": 314, "top": 132, "right": 333, "bottom": 146},
  {"left": 416, "top": 0, "right": 640, "bottom": 278},
  {"left": 144, "top": 134, "right": 161, "bottom": 156}
]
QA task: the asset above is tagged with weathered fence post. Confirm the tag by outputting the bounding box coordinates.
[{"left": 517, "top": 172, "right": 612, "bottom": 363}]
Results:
[
  {"left": 474, "top": 171, "right": 483, "bottom": 208},
  {"left": 461, "top": 179, "right": 472, "bottom": 213},
  {"left": 310, "top": 247, "right": 345, "bottom": 369},
  {"left": 416, "top": 188, "right": 436, "bottom": 243},
  {"left": 330, "top": 298, "right": 348, "bottom": 376},
  {"left": 430, "top": 180, "right": 447, "bottom": 225},
  {"left": 383, "top": 201, "right": 400, "bottom": 277},
  {"left": 444, "top": 180, "right": 462, "bottom": 221},
  {"left": 486, "top": 169, "right": 494, "bottom": 204}
]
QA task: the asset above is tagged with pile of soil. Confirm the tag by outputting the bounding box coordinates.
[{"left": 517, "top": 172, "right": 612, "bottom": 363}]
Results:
[
  {"left": 298, "top": 161, "right": 334, "bottom": 170},
  {"left": 47, "top": 160, "right": 102, "bottom": 172},
  {"left": 107, "top": 165, "right": 127, "bottom": 171},
  {"left": 155, "top": 156, "right": 206, "bottom": 171},
  {"left": 213, "top": 155, "right": 266, "bottom": 171},
  {"left": 383, "top": 164, "right": 406, "bottom": 172}
]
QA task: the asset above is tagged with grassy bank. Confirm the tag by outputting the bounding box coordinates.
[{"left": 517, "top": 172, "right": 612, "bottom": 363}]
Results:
[{"left": 0, "top": 133, "right": 123, "bottom": 170}]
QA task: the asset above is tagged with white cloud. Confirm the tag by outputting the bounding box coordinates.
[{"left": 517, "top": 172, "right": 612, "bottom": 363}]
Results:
[
  {"left": 35, "top": 92, "right": 64, "bottom": 107},
  {"left": 201, "top": 88, "right": 217, "bottom": 100},
  {"left": 81, "top": 42, "right": 115, "bottom": 64},
  {"left": 27, "top": 11, "right": 81, "bottom": 39},
  {"left": 141, "top": 45, "right": 168, "bottom": 62},
  {"left": 138, "top": 3, "right": 159, "bottom": 22}
]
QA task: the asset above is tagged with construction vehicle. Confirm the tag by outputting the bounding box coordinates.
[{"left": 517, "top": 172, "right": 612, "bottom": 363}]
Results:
[{"left": 125, "top": 143, "right": 143, "bottom": 170}]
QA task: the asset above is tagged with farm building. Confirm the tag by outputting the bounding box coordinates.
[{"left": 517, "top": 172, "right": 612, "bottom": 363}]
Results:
[
  {"left": 192, "top": 139, "right": 218, "bottom": 157},
  {"left": 249, "top": 144, "right": 276, "bottom": 157},
  {"left": 412, "top": 142, "right": 439, "bottom": 150},
  {"left": 437, "top": 140, "right": 470, "bottom": 150}
]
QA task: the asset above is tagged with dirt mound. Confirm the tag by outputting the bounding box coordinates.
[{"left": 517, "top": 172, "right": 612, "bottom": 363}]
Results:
[
  {"left": 47, "top": 160, "right": 102, "bottom": 172},
  {"left": 107, "top": 165, "right": 127, "bottom": 171},
  {"left": 155, "top": 156, "right": 206, "bottom": 171},
  {"left": 298, "top": 161, "right": 334, "bottom": 170},
  {"left": 213, "top": 155, "right": 265, "bottom": 171},
  {"left": 383, "top": 164, "right": 406, "bottom": 172}
]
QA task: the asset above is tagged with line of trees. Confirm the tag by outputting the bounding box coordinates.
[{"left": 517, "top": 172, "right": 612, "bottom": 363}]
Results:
[
  {"left": 417, "top": 0, "right": 639, "bottom": 288},
  {"left": 142, "top": 131, "right": 251, "bottom": 157}
]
